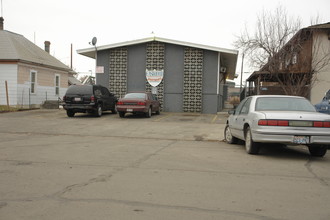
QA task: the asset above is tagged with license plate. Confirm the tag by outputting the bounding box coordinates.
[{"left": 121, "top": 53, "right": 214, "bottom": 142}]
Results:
[
  {"left": 289, "top": 121, "right": 313, "bottom": 127},
  {"left": 127, "top": 109, "right": 133, "bottom": 112},
  {"left": 293, "top": 136, "right": 310, "bottom": 144},
  {"left": 74, "top": 97, "right": 82, "bottom": 101}
]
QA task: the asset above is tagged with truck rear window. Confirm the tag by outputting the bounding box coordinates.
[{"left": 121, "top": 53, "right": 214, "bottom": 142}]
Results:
[{"left": 66, "top": 85, "right": 93, "bottom": 95}]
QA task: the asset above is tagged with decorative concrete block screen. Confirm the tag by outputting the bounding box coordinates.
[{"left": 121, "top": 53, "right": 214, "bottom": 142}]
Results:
[
  {"left": 183, "top": 47, "right": 203, "bottom": 112},
  {"left": 109, "top": 48, "right": 128, "bottom": 98},
  {"left": 146, "top": 42, "right": 165, "bottom": 109}
]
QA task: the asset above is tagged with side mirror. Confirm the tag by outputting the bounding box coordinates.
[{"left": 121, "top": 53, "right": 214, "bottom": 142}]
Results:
[{"left": 228, "top": 110, "right": 235, "bottom": 115}]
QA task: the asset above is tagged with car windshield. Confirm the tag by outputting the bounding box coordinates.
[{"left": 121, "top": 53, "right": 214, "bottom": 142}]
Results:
[
  {"left": 124, "top": 93, "right": 146, "bottom": 99},
  {"left": 66, "top": 85, "right": 93, "bottom": 95},
  {"left": 255, "top": 97, "right": 316, "bottom": 112}
]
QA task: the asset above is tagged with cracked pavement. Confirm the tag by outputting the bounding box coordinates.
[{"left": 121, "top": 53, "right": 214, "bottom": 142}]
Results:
[{"left": 0, "top": 109, "right": 330, "bottom": 220}]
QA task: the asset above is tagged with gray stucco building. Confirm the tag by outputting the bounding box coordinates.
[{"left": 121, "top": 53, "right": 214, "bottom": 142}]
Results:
[{"left": 78, "top": 37, "right": 238, "bottom": 114}]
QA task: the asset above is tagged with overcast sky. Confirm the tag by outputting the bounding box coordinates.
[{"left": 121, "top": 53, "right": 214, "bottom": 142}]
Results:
[{"left": 2, "top": 0, "right": 330, "bottom": 84}]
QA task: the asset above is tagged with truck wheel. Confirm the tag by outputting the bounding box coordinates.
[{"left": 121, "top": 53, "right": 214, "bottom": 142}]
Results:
[
  {"left": 95, "top": 105, "right": 102, "bottom": 117},
  {"left": 66, "top": 110, "right": 75, "bottom": 117},
  {"left": 111, "top": 108, "right": 117, "bottom": 114}
]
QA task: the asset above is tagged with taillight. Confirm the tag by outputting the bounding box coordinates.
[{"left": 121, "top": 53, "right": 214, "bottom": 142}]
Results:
[
  {"left": 117, "top": 101, "right": 124, "bottom": 105},
  {"left": 258, "top": 119, "right": 289, "bottom": 126},
  {"left": 137, "top": 102, "right": 146, "bottom": 106},
  {"left": 258, "top": 120, "right": 330, "bottom": 128},
  {"left": 313, "top": 121, "right": 330, "bottom": 127},
  {"left": 90, "top": 95, "right": 95, "bottom": 103}
]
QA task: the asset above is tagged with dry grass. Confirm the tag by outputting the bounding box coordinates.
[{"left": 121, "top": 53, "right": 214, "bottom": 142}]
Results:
[
  {"left": 0, "top": 106, "right": 34, "bottom": 113},
  {"left": 0, "top": 105, "right": 17, "bottom": 112}
]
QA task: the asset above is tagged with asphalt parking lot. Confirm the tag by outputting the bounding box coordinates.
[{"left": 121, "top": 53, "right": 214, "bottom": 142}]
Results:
[{"left": 0, "top": 109, "right": 330, "bottom": 220}]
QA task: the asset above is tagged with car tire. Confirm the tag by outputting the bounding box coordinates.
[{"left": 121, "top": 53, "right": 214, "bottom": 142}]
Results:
[
  {"left": 66, "top": 110, "right": 75, "bottom": 117},
  {"left": 95, "top": 105, "right": 102, "bottom": 117},
  {"left": 146, "top": 107, "right": 152, "bottom": 118},
  {"left": 119, "top": 112, "right": 125, "bottom": 118},
  {"left": 245, "top": 127, "right": 260, "bottom": 155},
  {"left": 224, "top": 124, "right": 238, "bottom": 144},
  {"left": 308, "top": 145, "right": 327, "bottom": 157}
]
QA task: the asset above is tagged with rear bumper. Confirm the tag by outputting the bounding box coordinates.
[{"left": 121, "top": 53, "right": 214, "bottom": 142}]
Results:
[
  {"left": 252, "top": 130, "right": 330, "bottom": 145},
  {"left": 63, "top": 104, "right": 96, "bottom": 111},
  {"left": 116, "top": 105, "right": 148, "bottom": 113}
]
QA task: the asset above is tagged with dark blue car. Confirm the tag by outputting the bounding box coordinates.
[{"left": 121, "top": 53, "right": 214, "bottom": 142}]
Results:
[{"left": 315, "top": 89, "right": 330, "bottom": 114}]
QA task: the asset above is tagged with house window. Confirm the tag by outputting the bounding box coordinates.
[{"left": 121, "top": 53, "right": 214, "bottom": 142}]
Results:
[
  {"left": 55, "top": 74, "right": 60, "bottom": 96},
  {"left": 292, "top": 53, "right": 298, "bottom": 64},
  {"left": 30, "top": 71, "right": 37, "bottom": 94}
]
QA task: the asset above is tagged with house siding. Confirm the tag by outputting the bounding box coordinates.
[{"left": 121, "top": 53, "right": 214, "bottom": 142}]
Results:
[
  {"left": 0, "top": 64, "right": 18, "bottom": 106},
  {"left": 310, "top": 32, "right": 330, "bottom": 104},
  {"left": 17, "top": 63, "right": 68, "bottom": 107}
]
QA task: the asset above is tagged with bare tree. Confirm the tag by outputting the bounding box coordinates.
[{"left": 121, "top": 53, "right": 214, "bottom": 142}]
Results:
[
  {"left": 235, "top": 5, "right": 330, "bottom": 98},
  {"left": 234, "top": 5, "right": 301, "bottom": 69}
]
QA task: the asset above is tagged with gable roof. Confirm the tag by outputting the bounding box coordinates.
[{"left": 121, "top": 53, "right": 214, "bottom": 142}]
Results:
[
  {"left": 0, "top": 30, "right": 71, "bottom": 71},
  {"left": 77, "top": 36, "right": 238, "bottom": 79},
  {"left": 307, "top": 22, "right": 330, "bottom": 29},
  {"left": 77, "top": 36, "right": 238, "bottom": 59}
]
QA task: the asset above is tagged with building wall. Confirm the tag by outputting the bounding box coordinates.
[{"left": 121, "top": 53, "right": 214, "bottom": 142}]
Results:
[
  {"left": 96, "top": 50, "right": 110, "bottom": 89},
  {"left": 202, "top": 50, "right": 219, "bottom": 113},
  {"left": 310, "top": 31, "right": 330, "bottom": 104},
  {"left": 0, "top": 63, "right": 18, "bottom": 106},
  {"left": 128, "top": 44, "right": 147, "bottom": 92},
  {"left": 98, "top": 41, "right": 222, "bottom": 113},
  {"left": 163, "top": 44, "right": 184, "bottom": 112}
]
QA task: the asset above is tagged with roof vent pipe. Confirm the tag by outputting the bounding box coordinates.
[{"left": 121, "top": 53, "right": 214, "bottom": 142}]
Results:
[{"left": 44, "top": 41, "right": 51, "bottom": 53}]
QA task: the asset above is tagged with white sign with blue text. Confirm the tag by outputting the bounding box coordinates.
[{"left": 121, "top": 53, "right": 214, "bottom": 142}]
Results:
[{"left": 146, "top": 69, "right": 164, "bottom": 87}]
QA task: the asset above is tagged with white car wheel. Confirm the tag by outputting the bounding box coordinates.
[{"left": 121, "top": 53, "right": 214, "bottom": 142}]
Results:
[
  {"left": 224, "top": 124, "right": 237, "bottom": 144},
  {"left": 245, "top": 127, "right": 259, "bottom": 154},
  {"left": 308, "top": 145, "right": 327, "bottom": 157}
]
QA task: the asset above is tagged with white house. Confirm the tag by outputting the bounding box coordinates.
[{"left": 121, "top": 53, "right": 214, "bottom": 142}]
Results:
[{"left": 0, "top": 17, "right": 71, "bottom": 108}]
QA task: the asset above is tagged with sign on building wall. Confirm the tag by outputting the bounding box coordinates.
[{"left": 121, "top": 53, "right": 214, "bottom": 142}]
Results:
[
  {"left": 96, "top": 66, "right": 104, "bottom": 74},
  {"left": 146, "top": 69, "right": 164, "bottom": 87}
]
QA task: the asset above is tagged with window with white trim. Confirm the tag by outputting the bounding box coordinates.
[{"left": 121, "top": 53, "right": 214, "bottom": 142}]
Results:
[
  {"left": 55, "top": 74, "right": 60, "bottom": 96},
  {"left": 292, "top": 53, "right": 298, "bottom": 64},
  {"left": 30, "top": 71, "right": 37, "bottom": 94}
]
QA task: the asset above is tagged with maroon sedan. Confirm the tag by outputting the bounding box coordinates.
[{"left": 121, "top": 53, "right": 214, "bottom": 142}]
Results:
[{"left": 116, "top": 92, "right": 161, "bottom": 118}]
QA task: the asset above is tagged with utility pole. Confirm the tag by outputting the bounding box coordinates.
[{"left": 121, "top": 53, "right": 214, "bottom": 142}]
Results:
[
  {"left": 70, "top": 44, "right": 73, "bottom": 69},
  {"left": 240, "top": 53, "right": 244, "bottom": 93}
]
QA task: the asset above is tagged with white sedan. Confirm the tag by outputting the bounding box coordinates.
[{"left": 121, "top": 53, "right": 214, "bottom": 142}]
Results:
[{"left": 224, "top": 95, "right": 330, "bottom": 157}]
